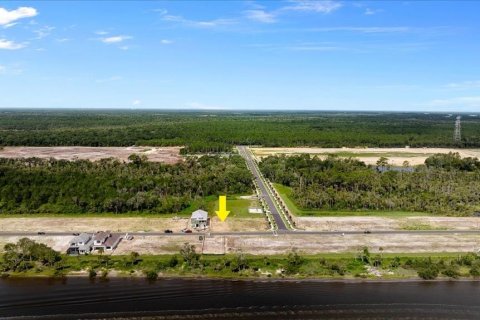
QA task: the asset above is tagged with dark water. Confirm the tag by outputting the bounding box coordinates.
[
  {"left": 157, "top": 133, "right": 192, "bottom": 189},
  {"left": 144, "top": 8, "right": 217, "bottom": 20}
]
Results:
[{"left": 1, "top": 278, "right": 480, "bottom": 319}]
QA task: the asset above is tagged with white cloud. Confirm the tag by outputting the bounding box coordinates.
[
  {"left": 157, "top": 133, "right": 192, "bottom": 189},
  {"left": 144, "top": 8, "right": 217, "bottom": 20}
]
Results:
[
  {"left": 132, "top": 100, "right": 141, "bottom": 106},
  {"left": 34, "top": 25, "right": 54, "bottom": 39},
  {"left": 0, "top": 6, "right": 37, "bottom": 26},
  {"left": 0, "top": 39, "right": 25, "bottom": 50},
  {"left": 95, "top": 30, "right": 109, "bottom": 35},
  {"left": 308, "top": 26, "right": 411, "bottom": 33},
  {"left": 283, "top": 0, "right": 343, "bottom": 14},
  {"left": 445, "top": 80, "right": 480, "bottom": 90},
  {"left": 3, "top": 22, "right": 17, "bottom": 28},
  {"left": 160, "top": 39, "right": 173, "bottom": 45},
  {"left": 159, "top": 10, "right": 235, "bottom": 28},
  {"left": 430, "top": 96, "right": 480, "bottom": 109},
  {"left": 364, "top": 8, "right": 381, "bottom": 15},
  {"left": 0, "top": 64, "right": 23, "bottom": 75},
  {"left": 244, "top": 9, "right": 277, "bottom": 23},
  {"left": 101, "top": 35, "right": 132, "bottom": 43}
]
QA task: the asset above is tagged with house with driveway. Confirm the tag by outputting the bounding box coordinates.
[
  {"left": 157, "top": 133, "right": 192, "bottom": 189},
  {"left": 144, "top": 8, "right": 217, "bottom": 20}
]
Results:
[
  {"left": 67, "top": 233, "right": 93, "bottom": 255},
  {"left": 67, "top": 231, "right": 124, "bottom": 255}
]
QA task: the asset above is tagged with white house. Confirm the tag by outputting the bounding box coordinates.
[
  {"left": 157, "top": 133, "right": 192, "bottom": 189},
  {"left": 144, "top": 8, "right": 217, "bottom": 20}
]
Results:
[{"left": 191, "top": 209, "right": 209, "bottom": 229}]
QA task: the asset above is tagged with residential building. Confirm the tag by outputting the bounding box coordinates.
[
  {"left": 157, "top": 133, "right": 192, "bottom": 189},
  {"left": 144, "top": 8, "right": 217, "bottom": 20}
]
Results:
[{"left": 191, "top": 209, "right": 209, "bottom": 229}]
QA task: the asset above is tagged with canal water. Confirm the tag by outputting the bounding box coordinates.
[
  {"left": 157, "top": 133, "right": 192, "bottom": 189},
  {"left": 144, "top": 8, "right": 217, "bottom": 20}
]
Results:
[{"left": 1, "top": 278, "right": 480, "bottom": 319}]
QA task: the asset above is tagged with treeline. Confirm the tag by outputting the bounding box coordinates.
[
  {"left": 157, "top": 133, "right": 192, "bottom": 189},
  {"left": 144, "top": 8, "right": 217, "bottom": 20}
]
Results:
[
  {"left": 0, "top": 111, "right": 479, "bottom": 153},
  {"left": 425, "top": 152, "right": 480, "bottom": 171},
  {"left": 0, "top": 155, "right": 252, "bottom": 214},
  {"left": 259, "top": 154, "right": 480, "bottom": 215}
]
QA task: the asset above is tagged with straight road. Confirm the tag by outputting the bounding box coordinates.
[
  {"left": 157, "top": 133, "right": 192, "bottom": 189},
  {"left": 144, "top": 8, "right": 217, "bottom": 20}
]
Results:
[
  {"left": 2, "top": 230, "right": 480, "bottom": 237},
  {"left": 237, "top": 146, "right": 288, "bottom": 230}
]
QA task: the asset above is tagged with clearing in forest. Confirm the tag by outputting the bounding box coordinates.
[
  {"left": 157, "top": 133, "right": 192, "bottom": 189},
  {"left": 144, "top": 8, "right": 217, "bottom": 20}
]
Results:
[
  {"left": 251, "top": 147, "right": 480, "bottom": 166},
  {"left": 0, "top": 146, "right": 183, "bottom": 164}
]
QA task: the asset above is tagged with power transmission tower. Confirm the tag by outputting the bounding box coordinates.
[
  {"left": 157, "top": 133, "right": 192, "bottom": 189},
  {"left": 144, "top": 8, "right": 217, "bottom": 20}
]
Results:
[{"left": 454, "top": 116, "right": 461, "bottom": 143}]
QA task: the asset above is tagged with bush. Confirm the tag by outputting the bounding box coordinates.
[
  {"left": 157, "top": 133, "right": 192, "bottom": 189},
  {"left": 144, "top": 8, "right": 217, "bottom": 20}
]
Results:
[
  {"left": 285, "top": 250, "right": 303, "bottom": 275},
  {"left": 169, "top": 255, "right": 179, "bottom": 268},
  {"left": 145, "top": 270, "right": 158, "bottom": 281},
  {"left": 442, "top": 266, "right": 460, "bottom": 278},
  {"left": 88, "top": 269, "right": 97, "bottom": 279},
  {"left": 470, "top": 266, "right": 480, "bottom": 277},
  {"left": 389, "top": 257, "right": 401, "bottom": 269},
  {"left": 418, "top": 267, "right": 439, "bottom": 280}
]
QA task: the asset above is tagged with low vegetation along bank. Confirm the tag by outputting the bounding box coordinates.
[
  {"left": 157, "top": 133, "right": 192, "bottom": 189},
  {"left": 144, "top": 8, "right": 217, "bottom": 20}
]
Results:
[
  {"left": 2, "top": 239, "right": 480, "bottom": 281},
  {"left": 260, "top": 153, "right": 480, "bottom": 216}
]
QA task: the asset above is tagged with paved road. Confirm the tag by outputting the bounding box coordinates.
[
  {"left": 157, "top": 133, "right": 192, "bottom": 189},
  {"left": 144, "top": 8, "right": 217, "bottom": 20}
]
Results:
[
  {"left": 2, "top": 230, "right": 480, "bottom": 237},
  {"left": 237, "top": 146, "right": 288, "bottom": 230}
]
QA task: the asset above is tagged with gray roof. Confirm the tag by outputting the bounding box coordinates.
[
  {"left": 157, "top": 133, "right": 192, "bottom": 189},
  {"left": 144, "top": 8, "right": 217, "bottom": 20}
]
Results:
[
  {"left": 191, "top": 209, "right": 208, "bottom": 220},
  {"left": 93, "top": 231, "right": 110, "bottom": 242},
  {"left": 71, "top": 233, "right": 91, "bottom": 244}
]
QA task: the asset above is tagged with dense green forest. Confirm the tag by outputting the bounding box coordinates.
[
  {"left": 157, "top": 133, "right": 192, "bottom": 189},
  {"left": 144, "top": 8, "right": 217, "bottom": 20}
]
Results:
[
  {"left": 260, "top": 153, "right": 480, "bottom": 216},
  {"left": 0, "top": 110, "right": 479, "bottom": 153},
  {"left": 0, "top": 155, "right": 252, "bottom": 214}
]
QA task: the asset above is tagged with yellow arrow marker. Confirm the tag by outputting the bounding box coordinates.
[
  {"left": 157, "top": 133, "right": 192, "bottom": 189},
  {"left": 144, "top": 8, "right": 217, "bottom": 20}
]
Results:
[{"left": 215, "top": 195, "right": 230, "bottom": 222}]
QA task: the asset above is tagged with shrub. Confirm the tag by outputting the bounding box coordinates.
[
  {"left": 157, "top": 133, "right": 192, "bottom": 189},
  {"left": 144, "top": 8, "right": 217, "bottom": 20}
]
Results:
[
  {"left": 442, "top": 266, "right": 460, "bottom": 278},
  {"left": 418, "top": 267, "right": 439, "bottom": 280},
  {"left": 169, "top": 255, "right": 179, "bottom": 268},
  {"left": 88, "top": 269, "right": 97, "bottom": 279},
  {"left": 469, "top": 266, "right": 480, "bottom": 277},
  {"left": 145, "top": 270, "right": 158, "bottom": 281}
]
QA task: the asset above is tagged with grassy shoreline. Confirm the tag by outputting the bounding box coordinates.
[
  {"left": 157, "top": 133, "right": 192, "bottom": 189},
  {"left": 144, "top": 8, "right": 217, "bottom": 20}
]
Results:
[{"left": 2, "top": 249, "right": 480, "bottom": 282}]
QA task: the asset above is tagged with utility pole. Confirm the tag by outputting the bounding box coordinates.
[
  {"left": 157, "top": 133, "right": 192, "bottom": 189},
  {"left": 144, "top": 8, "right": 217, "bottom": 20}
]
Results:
[{"left": 454, "top": 116, "right": 461, "bottom": 144}]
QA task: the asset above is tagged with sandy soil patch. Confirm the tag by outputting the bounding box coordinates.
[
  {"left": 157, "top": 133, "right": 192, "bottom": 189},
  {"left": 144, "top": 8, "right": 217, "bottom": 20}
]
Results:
[
  {"left": 0, "top": 146, "right": 182, "bottom": 164},
  {"left": 2, "top": 233, "right": 480, "bottom": 255},
  {"left": 115, "top": 235, "right": 203, "bottom": 255},
  {"left": 295, "top": 216, "right": 480, "bottom": 231},
  {"left": 0, "top": 217, "right": 267, "bottom": 233},
  {"left": 0, "top": 236, "right": 71, "bottom": 253},
  {"left": 227, "top": 234, "right": 480, "bottom": 254},
  {"left": 251, "top": 147, "right": 480, "bottom": 166}
]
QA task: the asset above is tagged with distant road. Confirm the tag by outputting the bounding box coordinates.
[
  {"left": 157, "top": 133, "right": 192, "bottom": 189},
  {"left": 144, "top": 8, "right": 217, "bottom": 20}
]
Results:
[
  {"left": 237, "top": 146, "right": 288, "bottom": 230},
  {"left": 1, "top": 230, "right": 480, "bottom": 237}
]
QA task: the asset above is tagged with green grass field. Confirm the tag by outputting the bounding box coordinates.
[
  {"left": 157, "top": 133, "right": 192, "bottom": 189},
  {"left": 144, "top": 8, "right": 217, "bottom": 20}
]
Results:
[{"left": 273, "top": 183, "right": 431, "bottom": 217}]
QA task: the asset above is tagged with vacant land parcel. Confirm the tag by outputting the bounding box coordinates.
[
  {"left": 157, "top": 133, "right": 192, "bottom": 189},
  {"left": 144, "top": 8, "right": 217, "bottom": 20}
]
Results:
[
  {"left": 251, "top": 147, "right": 480, "bottom": 166},
  {"left": 0, "top": 146, "right": 182, "bottom": 164}
]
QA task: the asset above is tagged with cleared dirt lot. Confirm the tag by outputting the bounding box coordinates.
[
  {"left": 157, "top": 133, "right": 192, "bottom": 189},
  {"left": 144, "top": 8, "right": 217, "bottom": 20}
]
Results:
[
  {"left": 4, "top": 234, "right": 475, "bottom": 255},
  {"left": 2, "top": 233, "right": 479, "bottom": 255},
  {"left": 295, "top": 217, "right": 480, "bottom": 231},
  {"left": 251, "top": 147, "right": 480, "bottom": 166},
  {"left": 0, "top": 217, "right": 267, "bottom": 233},
  {"left": 0, "top": 146, "right": 182, "bottom": 164},
  {"left": 227, "top": 233, "right": 480, "bottom": 254}
]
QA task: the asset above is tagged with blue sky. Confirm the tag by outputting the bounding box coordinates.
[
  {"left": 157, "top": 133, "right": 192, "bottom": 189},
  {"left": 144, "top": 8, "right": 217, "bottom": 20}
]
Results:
[{"left": 0, "top": 1, "right": 479, "bottom": 111}]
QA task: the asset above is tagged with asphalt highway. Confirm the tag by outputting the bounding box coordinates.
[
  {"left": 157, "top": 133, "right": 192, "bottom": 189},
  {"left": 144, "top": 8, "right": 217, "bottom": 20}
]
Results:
[
  {"left": 237, "top": 146, "right": 288, "bottom": 230},
  {"left": 2, "top": 230, "right": 480, "bottom": 237}
]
